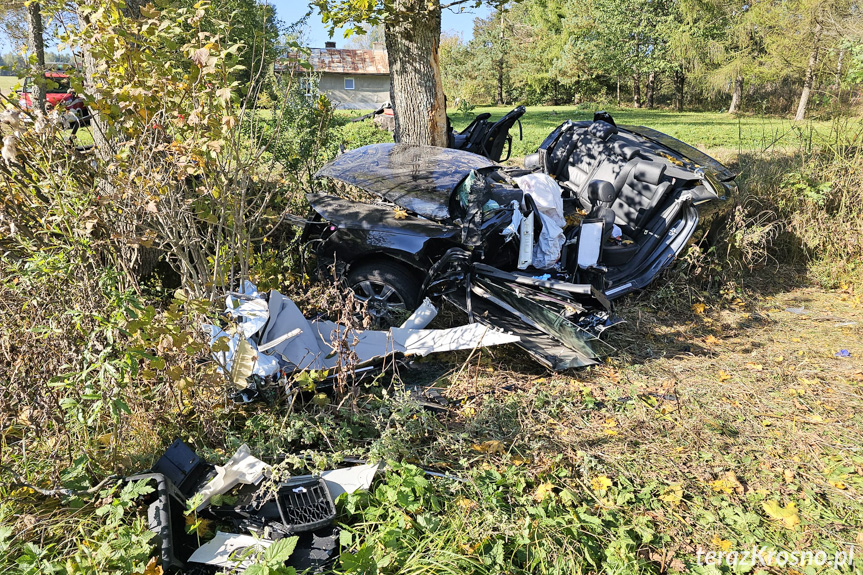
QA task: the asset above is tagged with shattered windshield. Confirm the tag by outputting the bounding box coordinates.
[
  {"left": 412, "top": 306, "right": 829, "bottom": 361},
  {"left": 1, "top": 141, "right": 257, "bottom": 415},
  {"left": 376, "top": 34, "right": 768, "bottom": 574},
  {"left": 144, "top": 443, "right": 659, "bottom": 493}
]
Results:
[{"left": 315, "top": 144, "right": 495, "bottom": 221}]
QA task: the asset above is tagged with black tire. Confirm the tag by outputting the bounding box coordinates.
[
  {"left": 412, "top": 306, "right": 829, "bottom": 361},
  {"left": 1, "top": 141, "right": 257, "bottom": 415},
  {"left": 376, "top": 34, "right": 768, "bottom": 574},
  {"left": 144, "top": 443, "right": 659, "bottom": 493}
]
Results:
[{"left": 347, "top": 260, "right": 422, "bottom": 328}]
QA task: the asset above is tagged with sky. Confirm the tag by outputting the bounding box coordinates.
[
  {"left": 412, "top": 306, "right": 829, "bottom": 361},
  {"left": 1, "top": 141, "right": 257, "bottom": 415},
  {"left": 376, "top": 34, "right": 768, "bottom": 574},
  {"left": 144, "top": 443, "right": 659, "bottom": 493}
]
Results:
[
  {"left": 0, "top": 2, "right": 490, "bottom": 54},
  {"left": 271, "top": 1, "right": 490, "bottom": 47}
]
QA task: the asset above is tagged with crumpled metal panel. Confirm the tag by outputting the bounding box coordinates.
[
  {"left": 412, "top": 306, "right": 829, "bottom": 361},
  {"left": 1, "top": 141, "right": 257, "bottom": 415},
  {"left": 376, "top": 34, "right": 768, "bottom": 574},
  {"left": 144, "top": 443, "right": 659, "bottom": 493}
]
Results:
[
  {"left": 277, "top": 48, "right": 389, "bottom": 75},
  {"left": 315, "top": 144, "right": 495, "bottom": 221}
]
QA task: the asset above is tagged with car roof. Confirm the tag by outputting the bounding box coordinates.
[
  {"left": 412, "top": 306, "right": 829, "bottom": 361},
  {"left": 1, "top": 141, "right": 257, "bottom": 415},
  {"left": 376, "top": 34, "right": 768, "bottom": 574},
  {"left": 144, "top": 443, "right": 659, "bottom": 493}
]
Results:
[{"left": 315, "top": 143, "right": 495, "bottom": 220}]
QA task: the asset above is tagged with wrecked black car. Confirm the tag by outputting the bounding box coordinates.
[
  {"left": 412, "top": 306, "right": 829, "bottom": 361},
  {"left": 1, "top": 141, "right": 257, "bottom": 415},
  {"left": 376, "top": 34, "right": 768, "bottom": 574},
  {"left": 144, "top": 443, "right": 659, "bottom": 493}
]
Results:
[{"left": 301, "top": 112, "right": 737, "bottom": 369}]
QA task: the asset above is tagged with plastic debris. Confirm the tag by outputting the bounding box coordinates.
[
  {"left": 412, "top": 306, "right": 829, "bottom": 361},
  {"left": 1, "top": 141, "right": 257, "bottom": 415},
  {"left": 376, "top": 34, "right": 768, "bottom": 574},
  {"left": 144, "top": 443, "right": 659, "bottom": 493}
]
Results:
[
  {"left": 187, "top": 531, "right": 272, "bottom": 569},
  {"left": 194, "top": 444, "right": 269, "bottom": 512},
  {"left": 836, "top": 349, "right": 852, "bottom": 357},
  {"left": 320, "top": 463, "right": 380, "bottom": 500}
]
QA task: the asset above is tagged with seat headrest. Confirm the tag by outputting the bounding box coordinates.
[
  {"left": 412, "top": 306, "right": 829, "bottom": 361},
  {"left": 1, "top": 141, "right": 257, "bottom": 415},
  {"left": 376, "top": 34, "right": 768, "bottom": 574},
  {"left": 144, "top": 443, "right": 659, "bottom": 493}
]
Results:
[
  {"left": 633, "top": 162, "right": 666, "bottom": 185},
  {"left": 588, "top": 120, "right": 618, "bottom": 140},
  {"left": 612, "top": 141, "right": 639, "bottom": 160},
  {"left": 587, "top": 180, "right": 616, "bottom": 204}
]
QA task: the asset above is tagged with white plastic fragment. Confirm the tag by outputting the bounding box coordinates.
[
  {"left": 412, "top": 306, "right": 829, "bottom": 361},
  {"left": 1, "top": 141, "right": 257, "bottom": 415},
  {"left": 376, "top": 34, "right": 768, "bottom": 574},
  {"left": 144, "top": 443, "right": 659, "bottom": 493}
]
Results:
[
  {"left": 195, "top": 444, "right": 270, "bottom": 512},
  {"left": 517, "top": 211, "right": 535, "bottom": 269},
  {"left": 187, "top": 531, "right": 272, "bottom": 568},
  {"left": 399, "top": 298, "right": 438, "bottom": 330},
  {"left": 320, "top": 462, "right": 381, "bottom": 500}
]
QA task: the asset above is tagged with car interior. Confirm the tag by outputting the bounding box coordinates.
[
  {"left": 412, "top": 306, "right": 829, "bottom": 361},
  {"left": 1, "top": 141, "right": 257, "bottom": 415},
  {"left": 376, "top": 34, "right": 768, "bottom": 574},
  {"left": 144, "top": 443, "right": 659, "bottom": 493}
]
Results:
[{"left": 475, "top": 114, "right": 713, "bottom": 293}]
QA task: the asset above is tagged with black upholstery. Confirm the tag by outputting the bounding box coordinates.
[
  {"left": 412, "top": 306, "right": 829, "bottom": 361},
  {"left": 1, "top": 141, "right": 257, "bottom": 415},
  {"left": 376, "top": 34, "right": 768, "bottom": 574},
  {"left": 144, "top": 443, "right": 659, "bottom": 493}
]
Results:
[
  {"left": 585, "top": 180, "right": 617, "bottom": 245},
  {"left": 611, "top": 161, "right": 670, "bottom": 236},
  {"left": 482, "top": 105, "right": 526, "bottom": 162}
]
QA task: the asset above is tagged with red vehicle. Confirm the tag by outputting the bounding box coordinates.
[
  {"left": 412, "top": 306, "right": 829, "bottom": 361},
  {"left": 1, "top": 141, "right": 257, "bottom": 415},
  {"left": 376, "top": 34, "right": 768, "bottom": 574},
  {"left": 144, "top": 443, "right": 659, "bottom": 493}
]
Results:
[{"left": 18, "top": 65, "right": 88, "bottom": 119}]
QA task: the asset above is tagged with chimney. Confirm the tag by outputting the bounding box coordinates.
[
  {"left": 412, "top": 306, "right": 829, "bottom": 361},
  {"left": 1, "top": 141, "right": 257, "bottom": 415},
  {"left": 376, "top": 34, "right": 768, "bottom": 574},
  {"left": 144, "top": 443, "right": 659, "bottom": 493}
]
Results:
[
  {"left": 372, "top": 42, "right": 385, "bottom": 51},
  {"left": 325, "top": 41, "right": 336, "bottom": 49}
]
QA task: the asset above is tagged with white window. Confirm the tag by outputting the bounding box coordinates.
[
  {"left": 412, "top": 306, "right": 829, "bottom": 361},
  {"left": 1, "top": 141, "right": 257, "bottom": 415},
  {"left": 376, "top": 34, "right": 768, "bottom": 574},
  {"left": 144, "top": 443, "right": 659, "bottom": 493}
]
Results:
[{"left": 344, "top": 78, "right": 355, "bottom": 90}]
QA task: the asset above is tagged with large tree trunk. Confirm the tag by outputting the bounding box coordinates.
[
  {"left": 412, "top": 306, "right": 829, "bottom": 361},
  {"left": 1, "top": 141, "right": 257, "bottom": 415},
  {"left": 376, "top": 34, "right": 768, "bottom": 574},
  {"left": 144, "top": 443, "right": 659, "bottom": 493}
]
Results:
[
  {"left": 795, "top": 21, "right": 822, "bottom": 121},
  {"left": 646, "top": 71, "right": 655, "bottom": 108},
  {"left": 728, "top": 75, "right": 743, "bottom": 113},
  {"left": 385, "top": 0, "right": 448, "bottom": 147},
  {"left": 26, "top": 2, "right": 46, "bottom": 114},
  {"left": 632, "top": 73, "right": 641, "bottom": 108},
  {"left": 616, "top": 76, "right": 621, "bottom": 106},
  {"left": 673, "top": 69, "right": 685, "bottom": 111}
]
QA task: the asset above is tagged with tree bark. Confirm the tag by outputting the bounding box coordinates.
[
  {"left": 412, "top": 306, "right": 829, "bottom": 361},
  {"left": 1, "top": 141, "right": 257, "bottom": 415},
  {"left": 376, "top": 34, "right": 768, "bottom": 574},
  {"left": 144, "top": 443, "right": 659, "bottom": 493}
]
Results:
[
  {"left": 673, "top": 69, "right": 685, "bottom": 111},
  {"left": 728, "top": 75, "right": 743, "bottom": 113},
  {"left": 385, "top": 0, "right": 448, "bottom": 147},
  {"left": 632, "top": 73, "right": 641, "bottom": 108},
  {"left": 795, "top": 20, "right": 822, "bottom": 121},
  {"left": 616, "top": 76, "right": 620, "bottom": 106},
  {"left": 646, "top": 71, "right": 655, "bottom": 108},
  {"left": 26, "top": 1, "right": 46, "bottom": 114}
]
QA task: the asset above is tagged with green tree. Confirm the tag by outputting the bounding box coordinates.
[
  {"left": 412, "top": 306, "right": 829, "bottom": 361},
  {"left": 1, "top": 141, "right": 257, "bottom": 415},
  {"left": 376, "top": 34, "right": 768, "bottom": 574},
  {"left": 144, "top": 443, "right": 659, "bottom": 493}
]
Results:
[{"left": 315, "top": 0, "right": 500, "bottom": 146}]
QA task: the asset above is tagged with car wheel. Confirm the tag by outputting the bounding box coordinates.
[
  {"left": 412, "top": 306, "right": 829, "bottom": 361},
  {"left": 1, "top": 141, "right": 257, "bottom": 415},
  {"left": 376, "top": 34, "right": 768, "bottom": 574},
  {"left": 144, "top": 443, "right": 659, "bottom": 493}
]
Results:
[{"left": 347, "top": 260, "right": 421, "bottom": 328}]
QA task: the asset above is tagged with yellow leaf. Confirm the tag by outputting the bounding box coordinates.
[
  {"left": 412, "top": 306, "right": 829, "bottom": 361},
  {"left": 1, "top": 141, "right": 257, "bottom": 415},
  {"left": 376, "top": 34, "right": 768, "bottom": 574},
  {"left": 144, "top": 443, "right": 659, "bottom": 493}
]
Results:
[
  {"left": 710, "top": 472, "right": 743, "bottom": 495},
  {"left": 705, "top": 335, "right": 720, "bottom": 346},
  {"left": 658, "top": 483, "right": 683, "bottom": 505},
  {"left": 455, "top": 496, "right": 477, "bottom": 511},
  {"left": 746, "top": 363, "right": 764, "bottom": 371},
  {"left": 762, "top": 500, "right": 800, "bottom": 529},
  {"left": 774, "top": 355, "right": 784, "bottom": 363},
  {"left": 184, "top": 515, "right": 214, "bottom": 537},
  {"left": 471, "top": 440, "right": 504, "bottom": 454},
  {"left": 143, "top": 557, "right": 163, "bottom": 575},
  {"left": 718, "top": 370, "right": 731, "bottom": 382},
  {"left": 393, "top": 207, "right": 409, "bottom": 219},
  {"left": 691, "top": 303, "right": 706, "bottom": 315},
  {"left": 591, "top": 475, "right": 612, "bottom": 493},
  {"left": 711, "top": 534, "right": 733, "bottom": 552},
  {"left": 534, "top": 482, "right": 555, "bottom": 501},
  {"left": 829, "top": 480, "right": 847, "bottom": 490},
  {"left": 783, "top": 469, "right": 794, "bottom": 484}
]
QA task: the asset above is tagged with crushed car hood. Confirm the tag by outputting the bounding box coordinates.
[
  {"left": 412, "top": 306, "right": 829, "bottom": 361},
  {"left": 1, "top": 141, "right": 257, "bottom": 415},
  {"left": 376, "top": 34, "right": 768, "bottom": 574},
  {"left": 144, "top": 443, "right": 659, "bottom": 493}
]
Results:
[{"left": 315, "top": 143, "right": 495, "bottom": 221}]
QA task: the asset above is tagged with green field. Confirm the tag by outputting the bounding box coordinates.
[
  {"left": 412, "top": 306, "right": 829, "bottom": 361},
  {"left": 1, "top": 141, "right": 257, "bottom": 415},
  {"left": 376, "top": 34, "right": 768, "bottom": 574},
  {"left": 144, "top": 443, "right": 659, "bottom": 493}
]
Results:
[
  {"left": 0, "top": 75, "right": 21, "bottom": 97},
  {"left": 448, "top": 105, "right": 847, "bottom": 157}
]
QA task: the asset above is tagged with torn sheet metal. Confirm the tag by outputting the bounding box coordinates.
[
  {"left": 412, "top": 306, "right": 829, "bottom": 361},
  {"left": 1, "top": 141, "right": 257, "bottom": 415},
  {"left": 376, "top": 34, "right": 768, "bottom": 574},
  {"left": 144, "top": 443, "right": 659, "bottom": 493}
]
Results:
[
  {"left": 195, "top": 444, "right": 270, "bottom": 512},
  {"left": 187, "top": 531, "right": 272, "bottom": 569},
  {"left": 208, "top": 284, "right": 520, "bottom": 376},
  {"left": 320, "top": 463, "right": 380, "bottom": 500}
]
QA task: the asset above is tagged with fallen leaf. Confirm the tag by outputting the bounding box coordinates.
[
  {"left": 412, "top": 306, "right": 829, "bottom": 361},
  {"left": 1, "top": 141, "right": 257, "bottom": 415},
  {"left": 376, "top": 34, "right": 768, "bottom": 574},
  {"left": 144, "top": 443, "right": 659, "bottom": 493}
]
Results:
[
  {"left": 658, "top": 483, "right": 683, "bottom": 505},
  {"left": 471, "top": 440, "right": 504, "bottom": 454},
  {"left": 762, "top": 500, "right": 800, "bottom": 529},
  {"left": 705, "top": 335, "right": 720, "bottom": 346},
  {"left": 718, "top": 370, "right": 731, "bottom": 382},
  {"left": 692, "top": 303, "right": 706, "bottom": 315},
  {"left": 746, "top": 363, "right": 764, "bottom": 371},
  {"left": 711, "top": 534, "right": 733, "bottom": 552},
  {"left": 591, "top": 475, "right": 612, "bottom": 493},
  {"left": 393, "top": 207, "right": 409, "bottom": 219},
  {"left": 783, "top": 469, "right": 794, "bottom": 484},
  {"left": 143, "top": 557, "right": 163, "bottom": 575},
  {"left": 534, "top": 482, "right": 555, "bottom": 501}
]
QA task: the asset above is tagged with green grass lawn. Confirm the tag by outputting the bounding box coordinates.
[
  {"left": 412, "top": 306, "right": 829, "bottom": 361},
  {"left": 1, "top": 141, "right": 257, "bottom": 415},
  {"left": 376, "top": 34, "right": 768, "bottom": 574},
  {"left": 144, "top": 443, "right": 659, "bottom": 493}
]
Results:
[
  {"left": 0, "top": 75, "right": 21, "bottom": 98},
  {"left": 449, "top": 105, "right": 847, "bottom": 158}
]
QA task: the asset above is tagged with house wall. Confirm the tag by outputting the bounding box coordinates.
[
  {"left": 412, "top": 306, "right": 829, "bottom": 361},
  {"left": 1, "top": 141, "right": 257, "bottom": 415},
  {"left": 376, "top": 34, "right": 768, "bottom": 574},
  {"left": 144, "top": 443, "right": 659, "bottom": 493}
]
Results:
[{"left": 318, "top": 73, "right": 390, "bottom": 110}]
